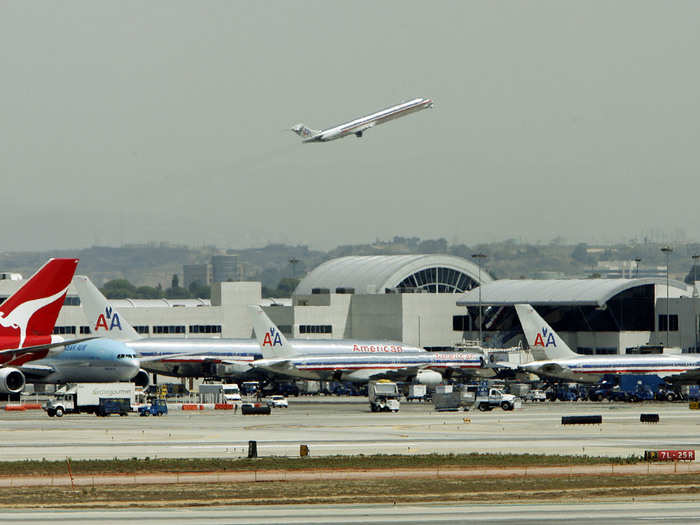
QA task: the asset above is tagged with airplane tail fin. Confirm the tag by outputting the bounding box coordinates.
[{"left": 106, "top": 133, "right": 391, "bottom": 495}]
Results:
[
  {"left": 248, "top": 305, "right": 297, "bottom": 359},
  {"left": 514, "top": 304, "right": 578, "bottom": 360},
  {"left": 0, "top": 258, "right": 79, "bottom": 348},
  {"left": 73, "top": 276, "right": 139, "bottom": 341},
  {"left": 290, "top": 123, "right": 319, "bottom": 139}
]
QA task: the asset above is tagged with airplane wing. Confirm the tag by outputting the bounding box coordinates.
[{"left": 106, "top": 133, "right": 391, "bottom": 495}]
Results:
[
  {"left": 249, "top": 358, "right": 320, "bottom": 380},
  {"left": 17, "top": 363, "right": 56, "bottom": 379},
  {"left": 350, "top": 122, "right": 376, "bottom": 135},
  {"left": 1, "top": 337, "right": 98, "bottom": 368},
  {"left": 658, "top": 368, "right": 700, "bottom": 383},
  {"left": 137, "top": 352, "right": 229, "bottom": 363},
  {"left": 249, "top": 359, "right": 296, "bottom": 373},
  {"left": 529, "top": 362, "right": 568, "bottom": 376},
  {"left": 0, "top": 336, "right": 97, "bottom": 359}
]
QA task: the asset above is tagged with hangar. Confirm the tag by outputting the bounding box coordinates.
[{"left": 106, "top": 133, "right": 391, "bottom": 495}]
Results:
[{"left": 456, "top": 278, "right": 690, "bottom": 356}]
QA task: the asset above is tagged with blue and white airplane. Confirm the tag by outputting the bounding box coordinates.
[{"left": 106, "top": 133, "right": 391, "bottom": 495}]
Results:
[
  {"left": 514, "top": 304, "right": 700, "bottom": 384},
  {"left": 17, "top": 339, "right": 141, "bottom": 389},
  {"left": 249, "top": 305, "right": 486, "bottom": 385},
  {"left": 291, "top": 97, "right": 433, "bottom": 143},
  {"left": 74, "top": 276, "right": 427, "bottom": 380}
]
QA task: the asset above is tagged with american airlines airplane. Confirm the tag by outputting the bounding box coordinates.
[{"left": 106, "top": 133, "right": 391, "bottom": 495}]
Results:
[
  {"left": 74, "top": 276, "right": 426, "bottom": 380},
  {"left": 0, "top": 259, "right": 141, "bottom": 394},
  {"left": 249, "top": 306, "right": 485, "bottom": 385},
  {"left": 514, "top": 304, "right": 700, "bottom": 384},
  {"left": 291, "top": 97, "right": 433, "bottom": 143}
]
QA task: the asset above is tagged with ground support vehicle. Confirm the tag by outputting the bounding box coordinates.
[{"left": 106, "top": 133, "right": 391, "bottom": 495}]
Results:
[
  {"left": 588, "top": 375, "right": 678, "bottom": 402},
  {"left": 44, "top": 383, "right": 136, "bottom": 417},
  {"left": 275, "top": 382, "right": 300, "bottom": 397},
  {"left": 144, "top": 383, "right": 189, "bottom": 397},
  {"left": 475, "top": 387, "right": 521, "bottom": 411},
  {"left": 433, "top": 385, "right": 476, "bottom": 411},
  {"left": 545, "top": 384, "right": 580, "bottom": 401},
  {"left": 524, "top": 389, "right": 546, "bottom": 402},
  {"left": 138, "top": 398, "right": 168, "bottom": 416},
  {"left": 297, "top": 380, "right": 321, "bottom": 396},
  {"left": 407, "top": 384, "right": 427, "bottom": 402},
  {"left": 97, "top": 397, "right": 131, "bottom": 417},
  {"left": 266, "top": 395, "right": 288, "bottom": 408},
  {"left": 241, "top": 381, "right": 260, "bottom": 397},
  {"left": 369, "top": 380, "right": 400, "bottom": 412}
]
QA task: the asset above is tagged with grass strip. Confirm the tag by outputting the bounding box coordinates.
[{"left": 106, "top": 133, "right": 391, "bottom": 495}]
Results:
[
  {"left": 2, "top": 474, "right": 699, "bottom": 508},
  {"left": 0, "top": 453, "right": 642, "bottom": 476}
]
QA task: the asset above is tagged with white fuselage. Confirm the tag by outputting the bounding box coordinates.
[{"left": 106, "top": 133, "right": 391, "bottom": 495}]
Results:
[
  {"left": 523, "top": 355, "right": 700, "bottom": 384},
  {"left": 305, "top": 97, "right": 433, "bottom": 142},
  {"left": 127, "top": 338, "right": 423, "bottom": 379},
  {"left": 253, "top": 351, "right": 486, "bottom": 383}
]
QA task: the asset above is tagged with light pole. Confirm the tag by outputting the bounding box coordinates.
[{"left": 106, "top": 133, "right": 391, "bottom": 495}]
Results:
[
  {"left": 693, "top": 254, "right": 699, "bottom": 351},
  {"left": 661, "top": 246, "right": 673, "bottom": 346},
  {"left": 634, "top": 258, "right": 641, "bottom": 279},
  {"left": 288, "top": 258, "right": 299, "bottom": 279},
  {"left": 471, "top": 253, "right": 487, "bottom": 346}
]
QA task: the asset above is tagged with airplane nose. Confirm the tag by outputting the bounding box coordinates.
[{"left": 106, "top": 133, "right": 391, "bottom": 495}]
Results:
[{"left": 122, "top": 358, "right": 140, "bottom": 381}]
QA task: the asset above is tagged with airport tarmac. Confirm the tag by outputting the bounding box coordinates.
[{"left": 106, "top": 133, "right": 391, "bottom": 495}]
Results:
[
  {"left": 1, "top": 400, "right": 700, "bottom": 461},
  {"left": 3, "top": 500, "right": 700, "bottom": 524}
]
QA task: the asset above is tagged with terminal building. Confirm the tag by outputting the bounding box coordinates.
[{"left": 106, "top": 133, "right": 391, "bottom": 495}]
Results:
[
  {"left": 456, "top": 278, "right": 693, "bottom": 357},
  {"left": 1, "top": 255, "right": 698, "bottom": 362}
]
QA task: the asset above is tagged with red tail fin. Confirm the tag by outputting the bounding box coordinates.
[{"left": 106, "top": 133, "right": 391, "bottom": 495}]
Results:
[{"left": 0, "top": 258, "right": 79, "bottom": 349}]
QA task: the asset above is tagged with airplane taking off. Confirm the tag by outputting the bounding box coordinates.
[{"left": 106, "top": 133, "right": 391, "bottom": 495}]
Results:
[
  {"left": 74, "top": 276, "right": 426, "bottom": 380},
  {"left": 0, "top": 258, "right": 140, "bottom": 394},
  {"left": 249, "top": 305, "right": 486, "bottom": 385},
  {"left": 291, "top": 97, "right": 433, "bottom": 143},
  {"left": 514, "top": 304, "right": 700, "bottom": 384}
]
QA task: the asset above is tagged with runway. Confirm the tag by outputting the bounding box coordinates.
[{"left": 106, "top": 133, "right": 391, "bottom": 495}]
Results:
[
  {"left": 3, "top": 501, "right": 700, "bottom": 524},
  {"left": 1, "top": 400, "right": 699, "bottom": 461}
]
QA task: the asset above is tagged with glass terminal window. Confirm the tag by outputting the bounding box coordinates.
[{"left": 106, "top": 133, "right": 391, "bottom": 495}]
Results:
[{"left": 396, "top": 267, "right": 478, "bottom": 293}]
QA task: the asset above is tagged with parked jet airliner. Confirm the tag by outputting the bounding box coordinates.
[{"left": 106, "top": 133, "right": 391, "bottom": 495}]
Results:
[
  {"left": 514, "top": 304, "right": 700, "bottom": 384},
  {"left": 249, "top": 305, "right": 486, "bottom": 385},
  {"left": 291, "top": 97, "right": 433, "bottom": 143}
]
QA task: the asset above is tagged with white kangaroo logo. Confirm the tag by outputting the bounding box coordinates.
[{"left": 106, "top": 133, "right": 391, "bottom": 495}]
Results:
[{"left": 0, "top": 286, "right": 69, "bottom": 348}]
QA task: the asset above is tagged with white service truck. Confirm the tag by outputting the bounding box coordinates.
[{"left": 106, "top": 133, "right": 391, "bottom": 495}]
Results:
[
  {"left": 368, "top": 380, "right": 400, "bottom": 412},
  {"left": 199, "top": 383, "right": 241, "bottom": 403},
  {"left": 475, "top": 387, "right": 521, "bottom": 412},
  {"left": 44, "top": 383, "right": 136, "bottom": 417}
]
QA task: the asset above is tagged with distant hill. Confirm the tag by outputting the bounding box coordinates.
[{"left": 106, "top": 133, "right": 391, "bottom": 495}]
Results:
[{"left": 1, "top": 237, "right": 697, "bottom": 290}]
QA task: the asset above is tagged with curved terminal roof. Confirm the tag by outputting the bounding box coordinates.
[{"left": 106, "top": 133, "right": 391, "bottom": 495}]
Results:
[
  {"left": 295, "top": 255, "right": 493, "bottom": 295},
  {"left": 456, "top": 278, "right": 688, "bottom": 307}
]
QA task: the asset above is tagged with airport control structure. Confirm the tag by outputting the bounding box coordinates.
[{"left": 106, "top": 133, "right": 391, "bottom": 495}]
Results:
[{"left": 1, "top": 254, "right": 698, "bottom": 370}]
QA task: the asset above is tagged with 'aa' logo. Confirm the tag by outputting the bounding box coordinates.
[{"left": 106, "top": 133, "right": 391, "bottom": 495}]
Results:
[
  {"left": 95, "top": 306, "right": 122, "bottom": 332},
  {"left": 262, "top": 327, "right": 282, "bottom": 347},
  {"left": 533, "top": 327, "right": 556, "bottom": 347}
]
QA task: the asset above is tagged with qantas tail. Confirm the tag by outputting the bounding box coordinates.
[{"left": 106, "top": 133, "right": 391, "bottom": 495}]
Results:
[
  {"left": 0, "top": 258, "right": 79, "bottom": 349},
  {"left": 290, "top": 123, "right": 319, "bottom": 139},
  {"left": 514, "top": 304, "right": 578, "bottom": 360},
  {"left": 248, "top": 305, "right": 297, "bottom": 359},
  {"left": 73, "top": 276, "right": 139, "bottom": 341}
]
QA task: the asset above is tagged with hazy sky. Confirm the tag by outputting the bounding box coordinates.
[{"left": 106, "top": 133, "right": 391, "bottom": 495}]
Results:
[{"left": 2, "top": 1, "right": 699, "bottom": 251}]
